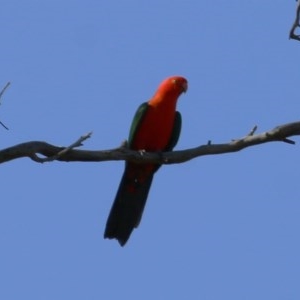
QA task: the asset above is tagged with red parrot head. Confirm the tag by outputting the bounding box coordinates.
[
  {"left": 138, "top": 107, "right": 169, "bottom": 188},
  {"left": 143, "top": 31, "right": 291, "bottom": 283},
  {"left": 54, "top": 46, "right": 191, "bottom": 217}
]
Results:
[
  {"left": 154, "top": 76, "right": 188, "bottom": 100},
  {"left": 171, "top": 76, "right": 188, "bottom": 94}
]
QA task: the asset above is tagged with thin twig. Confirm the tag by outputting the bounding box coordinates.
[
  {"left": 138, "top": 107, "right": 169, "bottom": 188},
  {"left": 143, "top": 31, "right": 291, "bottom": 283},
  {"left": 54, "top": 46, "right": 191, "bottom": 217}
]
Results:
[
  {"left": 0, "top": 82, "right": 10, "bottom": 102},
  {"left": 30, "top": 132, "right": 93, "bottom": 163},
  {"left": 0, "top": 82, "right": 11, "bottom": 130},
  {"left": 247, "top": 125, "right": 257, "bottom": 136},
  {"left": 0, "top": 121, "right": 9, "bottom": 130},
  {"left": 289, "top": 1, "right": 300, "bottom": 41}
]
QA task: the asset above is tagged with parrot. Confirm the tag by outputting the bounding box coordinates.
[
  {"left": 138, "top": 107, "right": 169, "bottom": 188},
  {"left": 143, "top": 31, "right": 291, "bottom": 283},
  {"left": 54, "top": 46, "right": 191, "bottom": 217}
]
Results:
[{"left": 104, "top": 76, "right": 188, "bottom": 246}]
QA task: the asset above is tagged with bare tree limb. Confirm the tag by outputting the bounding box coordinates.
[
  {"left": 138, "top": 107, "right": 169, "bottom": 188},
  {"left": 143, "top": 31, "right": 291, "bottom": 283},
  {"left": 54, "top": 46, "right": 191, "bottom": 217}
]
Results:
[
  {"left": 289, "top": 1, "right": 300, "bottom": 41},
  {"left": 0, "top": 121, "right": 299, "bottom": 165}
]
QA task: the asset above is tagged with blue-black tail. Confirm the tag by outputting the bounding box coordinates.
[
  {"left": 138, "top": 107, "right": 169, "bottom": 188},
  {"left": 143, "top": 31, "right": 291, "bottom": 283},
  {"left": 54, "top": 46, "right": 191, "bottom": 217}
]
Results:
[{"left": 104, "top": 164, "right": 154, "bottom": 246}]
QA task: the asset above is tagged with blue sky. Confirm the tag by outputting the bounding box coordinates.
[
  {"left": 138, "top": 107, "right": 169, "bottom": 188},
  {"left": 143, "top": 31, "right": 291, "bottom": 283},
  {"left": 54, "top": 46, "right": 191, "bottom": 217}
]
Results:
[{"left": 1, "top": 1, "right": 300, "bottom": 299}]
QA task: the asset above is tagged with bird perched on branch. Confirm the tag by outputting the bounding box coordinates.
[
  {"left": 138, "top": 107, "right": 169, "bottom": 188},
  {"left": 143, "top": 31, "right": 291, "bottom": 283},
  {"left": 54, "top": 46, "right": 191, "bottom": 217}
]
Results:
[{"left": 104, "top": 76, "right": 188, "bottom": 246}]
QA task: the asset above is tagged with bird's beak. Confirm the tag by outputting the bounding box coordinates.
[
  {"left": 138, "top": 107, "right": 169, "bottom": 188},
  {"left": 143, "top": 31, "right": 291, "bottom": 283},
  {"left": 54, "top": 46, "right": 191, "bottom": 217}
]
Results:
[{"left": 182, "top": 81, "right": 188, "bottom": 93}]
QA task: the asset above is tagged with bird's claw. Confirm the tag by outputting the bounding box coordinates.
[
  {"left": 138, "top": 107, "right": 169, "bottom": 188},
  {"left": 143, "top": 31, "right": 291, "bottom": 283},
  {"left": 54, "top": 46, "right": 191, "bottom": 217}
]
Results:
[{"left": 139, "top": 149, "right": 146, "bottom": 156}]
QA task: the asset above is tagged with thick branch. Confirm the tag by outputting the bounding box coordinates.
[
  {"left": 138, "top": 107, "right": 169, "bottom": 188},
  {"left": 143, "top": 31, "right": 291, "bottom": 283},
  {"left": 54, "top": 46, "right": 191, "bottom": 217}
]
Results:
[
  {"left": 0, "top": 121, "right": 299, "bottom": 165},
  {"left": 289, "top": 1, "right": 300, "bottom": 41}
]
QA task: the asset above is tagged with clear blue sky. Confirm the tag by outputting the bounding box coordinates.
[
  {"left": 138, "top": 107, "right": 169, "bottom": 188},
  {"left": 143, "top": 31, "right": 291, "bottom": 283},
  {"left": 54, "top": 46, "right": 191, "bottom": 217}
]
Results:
[{"left": 1, "top": 1, "right": 300, "bottom": 299}]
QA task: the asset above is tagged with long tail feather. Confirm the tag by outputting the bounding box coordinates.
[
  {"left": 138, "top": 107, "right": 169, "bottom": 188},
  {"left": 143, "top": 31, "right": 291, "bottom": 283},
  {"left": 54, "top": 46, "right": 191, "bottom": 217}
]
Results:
[{"left": 104, "top": 164, "right": 154, "bottom": 246}]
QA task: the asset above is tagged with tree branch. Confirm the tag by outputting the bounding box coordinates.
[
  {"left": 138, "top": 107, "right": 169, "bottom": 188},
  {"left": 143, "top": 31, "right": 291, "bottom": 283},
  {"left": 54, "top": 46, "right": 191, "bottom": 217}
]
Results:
[
  {"left": 0, "top": 121, "right": 299, "bottom": 165},
  {"left": 289, "top": 1, "right": 300, "bottom": 41},
  {"left": 0, "top": 82, "right": 10, "bottom": 130},
  {"left": 29, "top": 132, "right": 92, "bottom": 163}
]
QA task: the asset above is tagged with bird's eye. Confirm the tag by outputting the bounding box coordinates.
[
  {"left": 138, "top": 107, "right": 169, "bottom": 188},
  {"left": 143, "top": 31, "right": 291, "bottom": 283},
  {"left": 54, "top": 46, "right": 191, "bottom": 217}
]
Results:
[{"left": 172, "top": 79, "right": 179, "bottom": 87}]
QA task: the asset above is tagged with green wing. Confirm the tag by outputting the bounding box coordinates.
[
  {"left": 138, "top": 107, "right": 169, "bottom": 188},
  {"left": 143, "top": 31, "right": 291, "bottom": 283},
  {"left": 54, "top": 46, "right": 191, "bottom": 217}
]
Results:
[
  {"left": 128, "top": 102, "right": 149, "bottom": 147},
  {"left": 165, "top": 111, "right": 182, "bottom": 151},
  {"left": 128, "top": 104, "right": 181, "bottom": 151}
]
